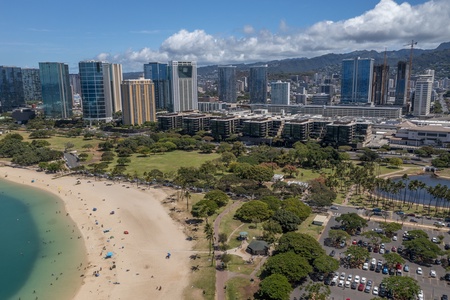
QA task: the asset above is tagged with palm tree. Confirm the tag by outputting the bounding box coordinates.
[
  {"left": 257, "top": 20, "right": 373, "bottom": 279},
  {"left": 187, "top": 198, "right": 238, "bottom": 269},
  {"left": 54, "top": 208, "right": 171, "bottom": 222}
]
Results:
[
  {"left": 185, "top": 190, "right": 191, "bottom": 212},
  {"left": 401, "top": 174, "right": 409, "bottom": 206},
  {"left": 204, "top": 223, "right": 214, "bottom": 256}
]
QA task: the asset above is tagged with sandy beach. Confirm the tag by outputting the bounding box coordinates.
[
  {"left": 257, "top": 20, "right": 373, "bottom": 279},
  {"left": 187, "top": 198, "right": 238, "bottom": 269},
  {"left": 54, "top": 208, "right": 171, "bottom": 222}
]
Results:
[{"left": 0, "top": 165, "right": 191, "bottom": 300}]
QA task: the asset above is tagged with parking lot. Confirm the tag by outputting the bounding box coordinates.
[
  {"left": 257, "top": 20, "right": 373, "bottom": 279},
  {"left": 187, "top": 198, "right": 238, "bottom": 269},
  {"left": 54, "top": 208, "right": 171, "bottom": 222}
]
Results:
[{"left": 291, "top": 212, "right": 450, "bottom": 300}]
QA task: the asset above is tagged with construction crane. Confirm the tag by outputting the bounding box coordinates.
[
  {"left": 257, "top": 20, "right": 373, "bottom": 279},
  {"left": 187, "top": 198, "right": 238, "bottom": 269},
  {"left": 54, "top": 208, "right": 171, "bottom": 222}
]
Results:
[{"left": 405, "top": 40, "right": 418, "bottom": 112}]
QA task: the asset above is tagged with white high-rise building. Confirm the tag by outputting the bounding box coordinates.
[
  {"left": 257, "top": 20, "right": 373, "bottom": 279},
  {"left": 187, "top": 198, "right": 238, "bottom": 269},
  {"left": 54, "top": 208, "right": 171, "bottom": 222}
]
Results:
[
  {"left": 168, "top": 61, "right": 198, "bottom": 112},
  {"left": 111, "top": 64, "right": 123, "bottom": 113},
  {"left": 413, "top": 69, "right": 434, "bottom": 116},
  {"left": 270, "top": 81, "right": 290, "bottom": 105}
]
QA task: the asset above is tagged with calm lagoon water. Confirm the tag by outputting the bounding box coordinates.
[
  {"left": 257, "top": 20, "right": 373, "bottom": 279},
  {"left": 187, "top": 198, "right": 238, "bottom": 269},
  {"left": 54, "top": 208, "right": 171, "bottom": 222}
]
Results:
[{"left": 0, "top": 179, "right": 86, "bottom": 300}]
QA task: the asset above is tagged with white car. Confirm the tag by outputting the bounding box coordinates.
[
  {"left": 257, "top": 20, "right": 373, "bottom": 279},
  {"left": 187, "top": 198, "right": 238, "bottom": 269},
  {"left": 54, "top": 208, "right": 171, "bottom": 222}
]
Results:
[
  {"left": 418, "top": 289, "right": 424, "bottom": 300},
  {"left": 392, "top": 235, "right": 398, "bottom": 241},
  {"left": 345, "top": 280, "right": 351, "bottom": 288},
  {"left": 371, "top": 258, "right": 377, "bottom": 265},
  {"left": 430, "top": 270, "right": 436, "bottom": 278},
  {"left": 340, "top": 272, "right": 346, "bottom": 280},
  {"left": 361, "top": 277, "right": 367, "bottom": 284},
  {"left": 354, "top": 275, "right": 360, "bottom": 283},
  {"left": 431, "top": 237, "right": 439, "bottom": 243},
  {"left": 373, "top": 286, "right": 379, "bottom": 295},
  {"left": 347, "top": 274, "right": 353, "bottom": 281},
  {"left": 417, "top": 267, "right": 423, "bottom": 275},
  {"left": 363, "top": 262, "right": 369, "bottom": 270},
  {"left": 379, "top": 248, "right": 385, "bottom": 254},
  {"left": 338, "top": 280, "right": 344, "bottom": 287}
]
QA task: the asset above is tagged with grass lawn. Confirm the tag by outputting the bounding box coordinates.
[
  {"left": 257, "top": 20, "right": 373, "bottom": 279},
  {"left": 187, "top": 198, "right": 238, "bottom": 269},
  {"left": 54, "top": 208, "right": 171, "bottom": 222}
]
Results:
[
  {"left": 183, "top": 254, "right": 216, "bottom": 300},
  {"left": 225, "top": 276, "right": 258, "bottom": 300},
  {"left": 226, "top": 255, "right": 256, "bottom": 275},
  {"left": 297, "top": 214, "right": 324, "bottom": 239},
  {"left": 115, "top": 150, "right": 220, "bottom": 176}
]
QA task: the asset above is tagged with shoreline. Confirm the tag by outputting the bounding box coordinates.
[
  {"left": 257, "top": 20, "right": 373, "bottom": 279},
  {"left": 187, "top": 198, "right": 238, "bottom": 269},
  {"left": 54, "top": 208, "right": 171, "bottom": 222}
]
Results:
[{"left": 0, "top": 165, "right": 192, "bottom": 300}]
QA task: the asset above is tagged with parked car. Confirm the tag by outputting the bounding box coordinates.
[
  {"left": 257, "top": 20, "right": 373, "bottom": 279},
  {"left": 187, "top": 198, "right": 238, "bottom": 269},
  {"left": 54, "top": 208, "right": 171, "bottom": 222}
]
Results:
[
  {"left": 364, "top": 285, "right": 371, "bottom": 293},
  {"left": 345, "top": 280, "right": 351, "bottom": 288},
  {"left": 363, "top": 262, "right": 369, "bottom": 270},
  {"left": 430, "top": 270, "right": 437, "bottom": 278},
  {"left": 418, "top": 290, "right": 424, "bottom": 300},
  {"left": 358, "top": 283, "right": 365, "bottom": 291},
  {"left": 392, "top": 235, "right": 398, "bottom": 241},
  {"left": 340, "top": 272, "right": 346, "bottom": 280},
  {"left": 432, "top": 237, "right": 440, "bottom": 243},
  {"left": 391, "top": 246, "right": 397, "bottom": 252},
  {"left": 373, "top": 286, "right": 379, "bottom": 295},
  {"left": 404, "top": 265, "right": 410, "bottom": 272},
  {"left": 330, "top": 250, "right": 335, "bottom": 257},
  {"left": 361, "top": 277, "right": 367, "bottom": 284},
  {"left": 417, "top": 267, "right": 423, "bottom": 275},
  {"left": 382, "top": 267, "right": 388, "bottom": 274},
  {"left": 351, "top": 281, "right": 358, "bottom": 289},
  {"left": 375, "top": 265, "right": 381, "bottom": 273},
  {"left": 338, "top": 280, "right": 344, "bottom": 287},
  {"left": 354, "top": 275, "right": 360, "bottom": 283},
  {"left": 330, "top": 205, "right": 339, "bottom": 210}
]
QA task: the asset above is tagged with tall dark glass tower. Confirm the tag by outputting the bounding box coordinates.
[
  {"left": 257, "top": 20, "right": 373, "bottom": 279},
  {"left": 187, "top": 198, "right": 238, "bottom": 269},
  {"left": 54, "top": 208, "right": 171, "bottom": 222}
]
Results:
[
  {"left": 218, "top": 65, "right": 237, "bottom": 103},
  {"left": 372, "top": 64, "right": 389, "bottom": 106},
  {"left": 79, "top": 61, "right": 113, "bottom": 121},
  {"left": 394, "top": 61, "right": 409, "bottom": 107},
  {"left": 144, "top": 62, "right": 170, "bottom": 110},
  {"left": 249, "top": 65, "right": 268, "bottom": 104},
  {"left": 0, "top": 66, "right": 25, "bottom": 112},
  {"left": 39, "top": 62, "right": 73, "bottom": 118},
  {"left": 340, "top": 58, "right": 374, "bottom": 105}
]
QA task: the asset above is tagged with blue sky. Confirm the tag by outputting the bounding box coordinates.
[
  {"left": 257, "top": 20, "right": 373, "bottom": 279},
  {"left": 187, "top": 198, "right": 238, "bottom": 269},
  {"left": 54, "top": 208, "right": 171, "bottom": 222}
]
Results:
[{"left": 1, "top": 0, "right": 449, "bottom": 72}]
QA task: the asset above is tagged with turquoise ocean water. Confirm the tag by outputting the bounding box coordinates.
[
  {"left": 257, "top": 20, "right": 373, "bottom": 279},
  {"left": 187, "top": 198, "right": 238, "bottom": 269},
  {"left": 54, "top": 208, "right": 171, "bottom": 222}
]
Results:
[{"left": 0, "top": 179, "right": 87, "bottom": 300}]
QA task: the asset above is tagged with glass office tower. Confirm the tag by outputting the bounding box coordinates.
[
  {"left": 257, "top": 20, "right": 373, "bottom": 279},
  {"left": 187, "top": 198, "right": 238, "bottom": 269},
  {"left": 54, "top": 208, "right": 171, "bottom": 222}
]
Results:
[
  {"left": 218, "top": 65, "right": 237, "bottom": 103},
  {"left": 79, "top": 61, "right": 113, "bottom": 121},
  {"left": 394, "top": 61, "right": 409, "bottom": 107},
  {"left": 144, "top": 62, "right": 170, "bottom": 110},
  {"left": 0, "top": 66, "right": 25, "bottom": 112},
  {"left": 22, "top": 68, "right": 42, "bottom": 102},
  {"left": 340, "top": 58, "right": 374, "bottom": 105},
  {"left": 39, "top": 62, "right": 73, "bottom": 118},
  {"left": 249, "top": 65, "right": 268, "bottom": 104}
]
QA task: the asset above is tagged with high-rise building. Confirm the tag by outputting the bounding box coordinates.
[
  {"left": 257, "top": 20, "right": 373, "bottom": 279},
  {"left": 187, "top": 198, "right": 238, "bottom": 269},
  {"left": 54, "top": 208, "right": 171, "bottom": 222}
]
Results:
[
  {"left": 69, "top": 74, "right": 82, "bottom": 97},
  {"left": 372, "top": 64, "right": 389, "bottom": 105},
  {"left": 218, "top": 66, "right": 237, "bottom": 103},
  {"left": 394, "top": 61, "right": 409, "bottom": 107},
  {"left": 121, "top": 78, "right": 156, "bottom": 125},
  {"left": 111, "top": 64, "right": 123, "bottom": 113},
  {"left": 79, "top": 61, "right": 114, "bottom": 121},
  {"left": 144, "top": 62, "right": 170, "bottom": 110},
  {"left": 249, "top": 65, "right": 268, "bottom": 104},
  {"left": 39, "top": 62, "right": 73, "bottom": 118},
  {"left": 168, "top": 61, "right": 198, "bottom": 112},
  {"left": 22, "top": 68, "right": 42, "bottom": 102},
  {"left": 270, "top": 81, "right": 290, "bottom": 105},
  {"left": 0, "top": 66, "right": 25, "bottom": 112},
  {"left": 340, "top": 58, "right": 374, "bottom": 105},
  {"left": 413, "top": 70, "right": 434, "bottom": 116}
]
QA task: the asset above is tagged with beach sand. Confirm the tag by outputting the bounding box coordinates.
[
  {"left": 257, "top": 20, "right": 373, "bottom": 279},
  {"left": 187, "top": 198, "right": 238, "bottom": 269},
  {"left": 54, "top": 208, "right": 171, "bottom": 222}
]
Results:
[{"left": 0, "top": 166, "right": 191, "bottom": 300}]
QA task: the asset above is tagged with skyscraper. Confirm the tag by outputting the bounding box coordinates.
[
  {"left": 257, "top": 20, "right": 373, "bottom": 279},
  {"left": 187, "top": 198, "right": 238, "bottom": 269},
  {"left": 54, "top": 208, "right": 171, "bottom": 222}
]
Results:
[
  {"left": 79, "top": 61, "right": 113, "bottom": 121},
  {"left": 168, "top": 61, "right": 198, "bottom": 112},
  {"left": 372, "top": 64, "right": 389, "bottom": 105},
  {"left": 340, "top": 58, "right": 374, "bottom": 105},
  {"left": 0, "top": 66, "right": 25, "bottom": 112},
  {"left": 121, "top": 79, "right": 156, "bottom": 125},
  {"left": 394, "top": 61, "right": 409, "bottom": 107},
  {"left": 413, "top": 70, "right": 434, "bottom": 116},
  {"left": 144, "top": 62, "right": 170, "bottom": 110},
  {"left": 249, "top": 65, "right": 268, "bottom": 104},
  {"left": 69, "top": 74, "right": 82, "bottom": 97},
  {"left": 270, "top": 81, "right": 290, "bottom": 105},
  {"left": 218, "top": 65, "right": 237, "bottom": 103},
  {"left": 110, "top": 64, "right": 123, "bottom": 113},
  {"left": 22, "top": 68, "right": 42, "bottom": 102},
  {"left": 39, "top": 62, "right": 73, "bottom": 118}
]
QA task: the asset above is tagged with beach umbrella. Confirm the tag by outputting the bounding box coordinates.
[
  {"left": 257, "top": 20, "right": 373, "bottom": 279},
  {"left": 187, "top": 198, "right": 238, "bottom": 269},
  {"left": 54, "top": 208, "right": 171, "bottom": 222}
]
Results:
[
  {"left": 93, "top": 208, "right": 97, "bottom": 211},
  {"left": 124, "top": 230, "right": 129, "bottom": 234},
  {"left": 106, "top": 251, "right": 113, "bottom": 258}
]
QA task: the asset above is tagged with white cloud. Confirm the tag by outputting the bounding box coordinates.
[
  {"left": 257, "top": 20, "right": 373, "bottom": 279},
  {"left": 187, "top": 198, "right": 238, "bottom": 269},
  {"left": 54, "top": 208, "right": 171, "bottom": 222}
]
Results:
[{"left": 97, "top": 0, "right": 450, "bottom": 70}]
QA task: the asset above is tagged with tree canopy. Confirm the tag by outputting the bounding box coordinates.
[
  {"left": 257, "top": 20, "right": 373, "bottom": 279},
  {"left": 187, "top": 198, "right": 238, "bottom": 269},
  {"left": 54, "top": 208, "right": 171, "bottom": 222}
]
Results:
[
  {"left": 276, "top": 232, "right": 325, "bottom": 263},
  {"left": 257, "top": 274, "right": 292, "bottom": 300},
  {"left": 313, "top": 255, "right": 340, "bottom": 274},
  {"left": 264, "top": 252, "right": 312, "bottom": 283},
  {"left": 272, "top": 209, "right": 302, "bottom": 233},
  {"left": 234, "top": 200, "right": 273, "bottom": 223},
  {"left": 381, "top": 276, "right": 421, "bottom": 300},
  {"left": 335, "top": 213, "right": 368, "bottom": 235}
]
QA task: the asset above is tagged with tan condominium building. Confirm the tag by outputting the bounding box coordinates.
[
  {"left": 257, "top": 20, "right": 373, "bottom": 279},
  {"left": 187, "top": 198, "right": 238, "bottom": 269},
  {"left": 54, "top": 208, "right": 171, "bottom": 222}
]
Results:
[{"left": 121, "top": 79, "right": 156, "bottom": 125}]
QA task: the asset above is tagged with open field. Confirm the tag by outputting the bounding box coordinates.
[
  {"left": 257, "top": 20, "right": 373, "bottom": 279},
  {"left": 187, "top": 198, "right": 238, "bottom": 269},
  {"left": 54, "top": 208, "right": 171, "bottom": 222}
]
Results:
[{"left": 297, "top": 214, "right": 324, "bottom": 238}]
